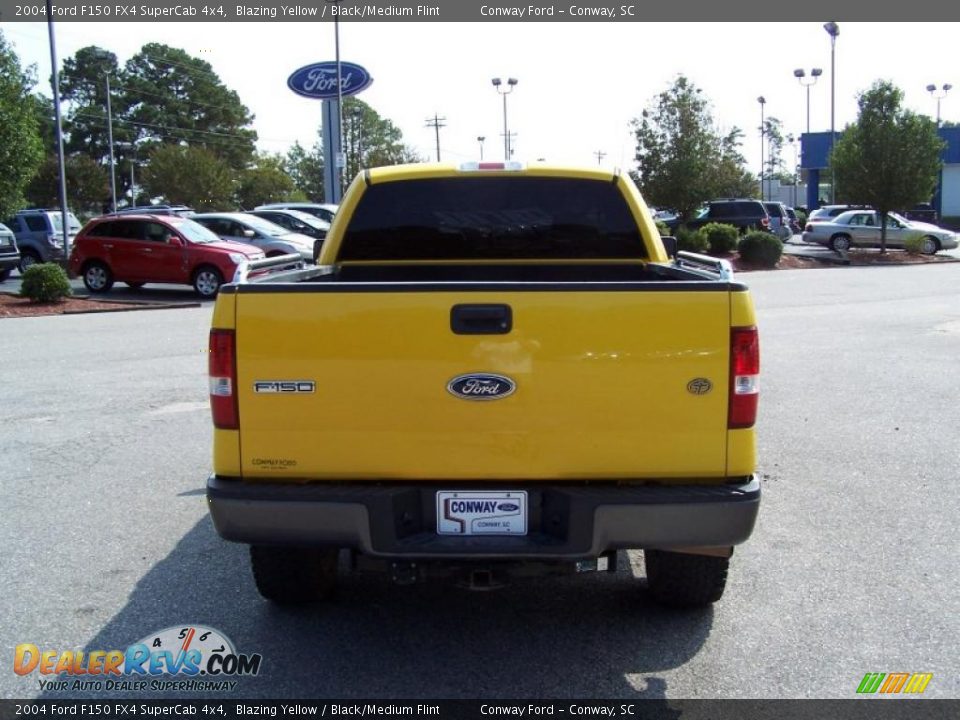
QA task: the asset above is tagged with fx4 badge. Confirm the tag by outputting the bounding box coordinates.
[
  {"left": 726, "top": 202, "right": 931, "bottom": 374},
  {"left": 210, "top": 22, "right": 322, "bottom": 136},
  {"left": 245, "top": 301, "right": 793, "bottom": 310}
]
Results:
[
  {"left": 447, "top": 374, "right": 516, "bottom": 401},
  {"left": 686, "top": 378, "right": 713, "bottom": 395},
  {"left": 254, "top": 380, "right": 315, "bottom": 393}
]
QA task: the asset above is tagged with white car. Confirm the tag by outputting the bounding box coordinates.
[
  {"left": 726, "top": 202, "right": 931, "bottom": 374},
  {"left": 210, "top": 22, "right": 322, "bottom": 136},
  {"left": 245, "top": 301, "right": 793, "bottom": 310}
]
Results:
[
  {"left": 192, "top": 213, "right": 318, "bottom": 262},
  {"left": 802, "top": 210, "right": 958, "bottom": 253},
  {"left": 254, "top": 202, "right": 338, "bottom": 224}
]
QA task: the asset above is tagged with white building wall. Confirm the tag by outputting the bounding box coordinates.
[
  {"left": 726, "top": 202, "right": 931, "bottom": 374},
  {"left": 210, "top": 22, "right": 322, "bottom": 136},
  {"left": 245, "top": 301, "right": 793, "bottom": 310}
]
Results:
[{"left": 763, "top": 179, "right": 807, "bottom": 208}]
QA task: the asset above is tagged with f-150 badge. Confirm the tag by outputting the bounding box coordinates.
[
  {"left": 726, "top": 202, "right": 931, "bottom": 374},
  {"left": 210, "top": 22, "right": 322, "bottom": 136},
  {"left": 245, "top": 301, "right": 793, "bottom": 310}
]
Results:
[
  {"left": 447, "top": 374, "right": 516, "bottom": 401},
  {"left": 254, "top": 380, "right": 316, "bottom": 393}
]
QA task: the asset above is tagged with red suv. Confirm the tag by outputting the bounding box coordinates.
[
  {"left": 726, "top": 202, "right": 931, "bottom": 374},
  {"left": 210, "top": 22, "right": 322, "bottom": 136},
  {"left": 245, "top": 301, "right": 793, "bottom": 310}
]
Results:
[{"left": 69, "top": 215, "right": 265, "bottom": 298}]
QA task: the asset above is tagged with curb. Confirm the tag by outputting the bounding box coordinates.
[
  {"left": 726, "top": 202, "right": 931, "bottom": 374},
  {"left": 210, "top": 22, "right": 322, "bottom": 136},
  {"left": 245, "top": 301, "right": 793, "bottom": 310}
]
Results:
[{"left": 0, "top": 291, "right": 201, "bottom": 316}]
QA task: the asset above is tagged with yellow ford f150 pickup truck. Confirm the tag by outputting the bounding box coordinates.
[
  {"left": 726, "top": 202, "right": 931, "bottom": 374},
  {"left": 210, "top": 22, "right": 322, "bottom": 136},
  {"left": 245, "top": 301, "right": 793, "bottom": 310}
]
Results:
[{"left": 206, "top": 162, "right": 761, "bottom": 608}]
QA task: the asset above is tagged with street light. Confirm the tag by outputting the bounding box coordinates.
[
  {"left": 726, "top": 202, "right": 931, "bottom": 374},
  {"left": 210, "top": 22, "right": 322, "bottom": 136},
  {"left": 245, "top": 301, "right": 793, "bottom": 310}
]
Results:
[
  {"left": 758, "top": 96, "right": 766, "bottom": 201},
  {"left": 926, "top": 83, "right": 952, "bottom": 126},
  {"left": 787, "top": 134, "right": 799, "bottom": 207},
  {"left": 492, "top": 77, "right": 518, "bottom": 161},
  {"left": 477, "top": 136, "right": 485, "bottom": 160},
  {"left": 793, "top": 67, "right": 822, "bottom": 134},
  {"left": 91, "top": 49, "right": 117, "bottom": 213},
  {"left": 824, "top": 21, "right": 839, "bottom": 203}
]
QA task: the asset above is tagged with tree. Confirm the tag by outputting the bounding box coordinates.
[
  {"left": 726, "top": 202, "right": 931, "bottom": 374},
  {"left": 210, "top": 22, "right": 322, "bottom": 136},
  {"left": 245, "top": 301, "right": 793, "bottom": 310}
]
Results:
[
  {"left": 59, "top": 46, "right": 131, "bottom": 167},
  {"left": 286, "top": 99, "right": 421, "bottom": 202},
  {"left": 761, "top": 116, "right": 785, "bottom": 197},
  {"left": 831, "top": 80, "right": 945, "bottom": 252},
  {"left": 236, "top": 153, "right": 299, "bottom": 209},
  {"left": 26, "top": 155, "right": 108, "bottom": 217},
  {"left": 123, "top": 43, "right": 257, "bottom": 171},
  {"left": 140, "top": 144, "right": 236, "bottom": 211},
  {"left": 631, "top": 76, "right": 754, "bottom": 223},
  {"left": 285, "top": 141, "right": 324, "bottom": 202},
  {"left": 342, "top": 97, "right": 421, "bottom": 182},
  {"left": 716, "top": 127, "right": 760, "bottom": 199},
  {"left": 0, "top": 31, "right": 44, "bottom": 218}
]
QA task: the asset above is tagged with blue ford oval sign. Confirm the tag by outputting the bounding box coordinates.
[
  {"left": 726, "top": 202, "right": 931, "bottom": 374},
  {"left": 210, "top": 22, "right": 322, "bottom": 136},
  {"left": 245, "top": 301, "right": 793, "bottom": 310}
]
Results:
[
  {"left": 447, "top": 374, "right": 516, "bottom": 401},
  {"left": 287, "top": 62, "right": 373, "bottom": 100}
]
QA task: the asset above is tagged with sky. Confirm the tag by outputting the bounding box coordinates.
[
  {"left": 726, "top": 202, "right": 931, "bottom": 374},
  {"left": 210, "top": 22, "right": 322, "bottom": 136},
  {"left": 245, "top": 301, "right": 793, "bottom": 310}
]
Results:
[{"left": 2, "top": 21, "right": 958, "bottom": 178}]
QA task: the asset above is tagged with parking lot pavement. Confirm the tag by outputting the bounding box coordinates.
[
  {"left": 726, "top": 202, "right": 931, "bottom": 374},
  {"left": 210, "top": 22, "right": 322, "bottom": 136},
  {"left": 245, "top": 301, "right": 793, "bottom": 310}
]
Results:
[{"left": 1, "top": 264, "right": 959, "bottom": 700}]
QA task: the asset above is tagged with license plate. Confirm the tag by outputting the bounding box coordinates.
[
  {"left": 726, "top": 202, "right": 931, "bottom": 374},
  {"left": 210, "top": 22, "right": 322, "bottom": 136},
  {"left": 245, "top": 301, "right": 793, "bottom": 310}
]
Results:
[{"left": 436, "top": 491, "right": 527, "bottom": 536}]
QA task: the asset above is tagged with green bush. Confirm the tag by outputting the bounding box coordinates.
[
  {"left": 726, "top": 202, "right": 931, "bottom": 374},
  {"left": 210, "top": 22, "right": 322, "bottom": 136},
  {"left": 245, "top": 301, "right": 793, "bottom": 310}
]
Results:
[
  {"left": 902, "top": 231, "right": 925, "bottom": 255},
  {"left": 20, "top": 263, "right": 72, "bottom": 303},
  {"left": 738, "top": 231, "right": 783, "bottom": 267},
  {"left": 676, "top": 227, "right": 708, "bottom": 253},
  {"left": 794, "top": 209, "right": 808, "bottom": 226},
  {"left": 655, "top": 220, "right": 670, "bottom": 237},
  {"left": 700, "top": 222, "right": 739, "bottom": 255}
]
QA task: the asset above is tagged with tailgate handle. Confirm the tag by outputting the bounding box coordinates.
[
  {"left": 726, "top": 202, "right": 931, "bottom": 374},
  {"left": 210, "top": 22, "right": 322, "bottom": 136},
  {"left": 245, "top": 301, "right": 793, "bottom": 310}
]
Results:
[{"left": 451, "top": 304, "right": 512, "bottom": 335}]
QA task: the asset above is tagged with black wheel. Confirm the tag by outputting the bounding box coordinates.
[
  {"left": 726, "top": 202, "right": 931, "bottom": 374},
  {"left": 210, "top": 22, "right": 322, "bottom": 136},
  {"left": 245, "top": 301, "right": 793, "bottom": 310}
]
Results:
[
  {"left": 82, "top": 260, "right": 114, "bottom": 293},
  {"left": 921, "top": 236, "right": 940, "bottom": 255},
  {"left": 192, "top": 266, "right": 223, "bottom": 298},
  {"left": 125, "top": 281, "right": 145, "bottom": 290},
  {"left": 18, "top": 250, "right": 42, "bottom": 273},
  {"left": 644, "top": 550, "right": 729, "bottom": 608},
  {"left": 829, "top": 234, "right": 851, "bottom": 252},
  {"left": 250, "top": 546, "right": 338, "bottom": 604},
  {"left": 0, "top": 267, "right": 10, "bottom": 282}
]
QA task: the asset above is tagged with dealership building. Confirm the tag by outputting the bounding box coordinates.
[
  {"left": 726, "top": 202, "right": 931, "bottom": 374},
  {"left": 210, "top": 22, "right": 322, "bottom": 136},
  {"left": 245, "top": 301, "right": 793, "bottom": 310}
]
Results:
[{"left": 800, "top": 126, "right": 960, "bottom": 221}]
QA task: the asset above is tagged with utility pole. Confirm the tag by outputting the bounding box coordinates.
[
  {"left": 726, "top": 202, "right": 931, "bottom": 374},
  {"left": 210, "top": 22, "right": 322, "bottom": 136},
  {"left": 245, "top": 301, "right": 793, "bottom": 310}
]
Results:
[
  {"left": 477, "top": 136, "right": 485, "bottom": 160},
  {"left": 425, "top": 113, "right": 446, "bottom": 162},
  {"left": 594, "top": 150, "right": 606, "bottom": 166}
]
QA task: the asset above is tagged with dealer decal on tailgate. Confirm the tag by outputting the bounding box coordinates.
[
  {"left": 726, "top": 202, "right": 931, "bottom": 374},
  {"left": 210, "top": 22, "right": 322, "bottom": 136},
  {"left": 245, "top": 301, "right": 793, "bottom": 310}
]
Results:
[{"left": 436, "top": 491, "right": 527, "bottom": 535}]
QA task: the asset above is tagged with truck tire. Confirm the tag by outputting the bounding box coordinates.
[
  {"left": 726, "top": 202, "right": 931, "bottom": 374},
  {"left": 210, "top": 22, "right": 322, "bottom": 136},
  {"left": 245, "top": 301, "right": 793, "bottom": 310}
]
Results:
[
  {"left": 644, "top": 550, "right": 729, "bottom": 608},
  {"left": 249, "top": 545, "right": 338, "bottom": 604}
]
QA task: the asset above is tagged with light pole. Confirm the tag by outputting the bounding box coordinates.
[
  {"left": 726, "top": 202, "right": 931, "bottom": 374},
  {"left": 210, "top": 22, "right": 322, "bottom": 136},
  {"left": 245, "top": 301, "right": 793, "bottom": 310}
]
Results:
[
  {"left": 926, "top": 83, "right": 952, "bottom": 126},
  {"left": 492, "top": 77, "right": 518, "bottom": 161},
  {"left": 824, "top": 21, "right": 839, "bottom": 203},
  {"left": 92, "top": 49, "right": 117, "bottom": 213},
  {"left": 45, "top": 0, "right": 70, "bottom": 263},
  {"left": 793, "top": 67, "right": 822, "bottom": 134},
  {"left": 758, "top": 96, "right": 766, "bottom": 201},
  {"left": 477, "top": 136, "right": 485, "bottom": 160},
  {"left": 326, "top": 0, "right": 345, "bottom": 197}
]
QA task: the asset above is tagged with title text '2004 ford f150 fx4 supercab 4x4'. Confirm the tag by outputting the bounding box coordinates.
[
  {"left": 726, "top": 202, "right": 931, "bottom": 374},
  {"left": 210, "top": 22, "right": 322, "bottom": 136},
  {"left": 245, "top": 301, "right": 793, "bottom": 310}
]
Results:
[{"left": 206, "top": 162, "right": 761, "bottom": 608}]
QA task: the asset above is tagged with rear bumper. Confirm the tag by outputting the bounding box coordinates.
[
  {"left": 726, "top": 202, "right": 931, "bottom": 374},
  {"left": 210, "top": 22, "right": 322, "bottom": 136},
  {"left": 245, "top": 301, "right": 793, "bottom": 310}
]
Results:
[
  {"left": 0, "top": 251, "right": 19, "bottom": 271},
  {"left": 207, "top": 476, "right": 760, "bottom": 559}
]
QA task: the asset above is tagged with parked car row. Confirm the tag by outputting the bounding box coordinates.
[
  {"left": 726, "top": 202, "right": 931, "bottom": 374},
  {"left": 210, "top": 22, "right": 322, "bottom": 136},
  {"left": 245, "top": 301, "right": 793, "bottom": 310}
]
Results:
[
  {"left": 802, "top": 210, "right": 958, "bottom": 253},
  {"left": 1, "top": 203, "right": 339, "bottom": 297},
  {"left": 663, "top": 199, "right": 800, "bottom": 242}
]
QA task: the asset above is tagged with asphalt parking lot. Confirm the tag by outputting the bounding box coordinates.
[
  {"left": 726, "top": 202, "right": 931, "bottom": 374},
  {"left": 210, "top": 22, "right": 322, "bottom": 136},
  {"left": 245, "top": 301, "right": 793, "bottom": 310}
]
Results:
[{"left": 1, "top": 264, "right": 958, "bottom": 700}]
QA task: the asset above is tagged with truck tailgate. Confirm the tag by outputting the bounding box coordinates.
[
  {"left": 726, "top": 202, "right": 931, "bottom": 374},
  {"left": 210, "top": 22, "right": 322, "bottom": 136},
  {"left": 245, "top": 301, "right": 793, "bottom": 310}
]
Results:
[{"left": 234, "top": 286, "right": 731, "bottom": 481}]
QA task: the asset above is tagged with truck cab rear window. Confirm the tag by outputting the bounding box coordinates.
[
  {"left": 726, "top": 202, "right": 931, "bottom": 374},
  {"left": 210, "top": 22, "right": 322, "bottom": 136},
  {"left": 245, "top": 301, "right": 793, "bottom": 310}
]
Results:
[{"left": 339, "top": 177, "right": 646, "bottom": 261}]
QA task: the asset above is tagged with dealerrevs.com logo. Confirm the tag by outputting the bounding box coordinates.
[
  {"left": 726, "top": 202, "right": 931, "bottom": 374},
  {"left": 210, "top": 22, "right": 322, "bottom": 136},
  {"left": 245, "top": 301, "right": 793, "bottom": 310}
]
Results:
[{"left": 14, "top": 625, "right": 261, "bottom": 692}]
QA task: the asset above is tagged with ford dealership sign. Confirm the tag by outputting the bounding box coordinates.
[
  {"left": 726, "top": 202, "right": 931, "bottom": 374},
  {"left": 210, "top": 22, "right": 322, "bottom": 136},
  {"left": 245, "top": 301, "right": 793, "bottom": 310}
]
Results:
[{"left": 287, "top": 62, "right": 373, "bottom": 99}]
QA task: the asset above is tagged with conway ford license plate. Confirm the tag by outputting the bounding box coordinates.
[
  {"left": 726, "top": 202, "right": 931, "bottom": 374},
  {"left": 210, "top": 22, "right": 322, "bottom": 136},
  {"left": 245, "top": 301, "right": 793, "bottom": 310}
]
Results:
[{"left": 436, "top": 491, "right": 527, "bottom": 536}]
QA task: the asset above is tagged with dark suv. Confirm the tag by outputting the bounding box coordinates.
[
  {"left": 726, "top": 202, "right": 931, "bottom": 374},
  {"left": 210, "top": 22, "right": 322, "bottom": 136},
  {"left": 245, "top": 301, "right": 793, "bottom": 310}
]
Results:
[
  {"left": 667, "top": 199, "right": 771, "bottom": 234},
  {"left": 3, "top": 209, "right": 82, "bottom": 272}
]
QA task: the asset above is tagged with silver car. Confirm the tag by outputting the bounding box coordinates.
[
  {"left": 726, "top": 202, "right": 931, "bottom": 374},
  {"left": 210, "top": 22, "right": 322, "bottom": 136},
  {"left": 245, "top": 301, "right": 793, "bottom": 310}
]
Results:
[
  {"left": 802, "top": 210, "right": 958, "bottom": 254},
  {"left": 254, "top": 202, "right": 338, "bottom": 224},
  {"left": 191, "top": 213, "right": 317, "bottom": 262}
]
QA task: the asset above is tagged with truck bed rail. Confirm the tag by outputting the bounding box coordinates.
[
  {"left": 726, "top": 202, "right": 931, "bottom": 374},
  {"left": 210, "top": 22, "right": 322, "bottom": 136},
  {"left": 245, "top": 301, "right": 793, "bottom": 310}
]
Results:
[
  {"left": 232, "top": 254, "right": 305, "bottom": 284},
  {"left": 674, "top": 251, "right": 734, "bottom": 281}
]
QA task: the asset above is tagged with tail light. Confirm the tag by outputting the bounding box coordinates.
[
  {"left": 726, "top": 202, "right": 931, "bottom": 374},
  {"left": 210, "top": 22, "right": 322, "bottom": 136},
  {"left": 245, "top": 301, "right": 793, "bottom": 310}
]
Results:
[
  {"left": 760, "top": 217, "right": 771, "bottom": 229},
  {"left": 805, "top": 224, "right": 813, "bottom": 232},
  {"left": 729, "top": 326, "right": 759, "bottom": 429},
  {"left": 209, "top": 329, "right": 238, "bottom": 430}
]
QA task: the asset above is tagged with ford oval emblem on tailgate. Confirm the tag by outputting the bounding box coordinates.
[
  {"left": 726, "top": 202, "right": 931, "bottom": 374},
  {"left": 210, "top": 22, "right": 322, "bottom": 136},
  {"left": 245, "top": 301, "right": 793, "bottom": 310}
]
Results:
[{"left": 447, "top": 374, "right": 516, "bottom": 401}]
